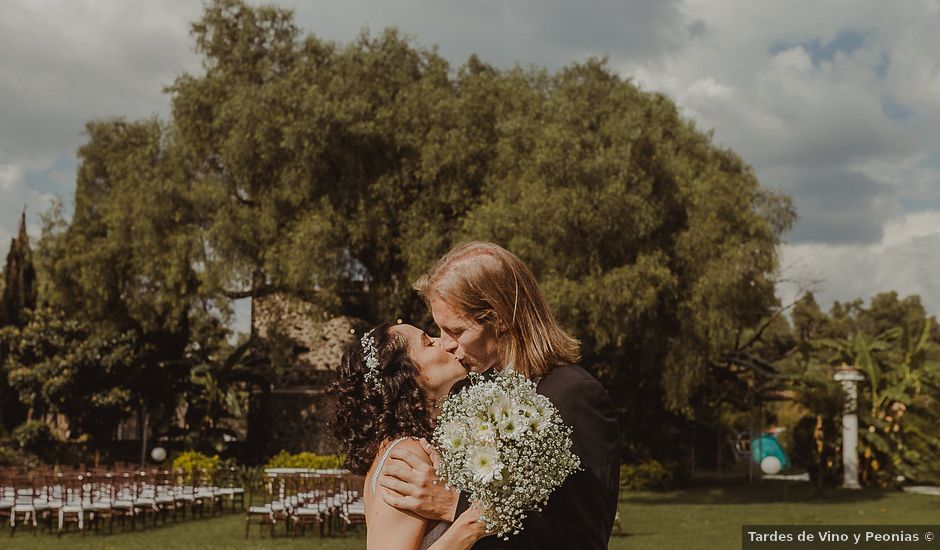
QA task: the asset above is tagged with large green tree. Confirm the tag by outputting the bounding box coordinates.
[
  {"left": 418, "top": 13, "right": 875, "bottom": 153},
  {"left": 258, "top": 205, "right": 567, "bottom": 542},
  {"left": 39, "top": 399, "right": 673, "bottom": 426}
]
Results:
[
  {"left": 1, "top": 307, "right": 135, "bottom": 442},
  {"left": 34, "top": 0, "right": 796, "bottom": 460},
  {"left": 167, "top": 0, "right": 793, "bottom": 400},
  {"left": 37, "top": 120, "right": 203, "bottom": 455}
]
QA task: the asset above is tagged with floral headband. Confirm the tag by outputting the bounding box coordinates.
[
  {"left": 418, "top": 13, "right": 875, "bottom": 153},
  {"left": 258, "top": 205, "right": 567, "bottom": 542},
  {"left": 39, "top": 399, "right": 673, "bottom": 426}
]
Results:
[{"left": 361, "top": 329, "right": 382, "bottom": 390}]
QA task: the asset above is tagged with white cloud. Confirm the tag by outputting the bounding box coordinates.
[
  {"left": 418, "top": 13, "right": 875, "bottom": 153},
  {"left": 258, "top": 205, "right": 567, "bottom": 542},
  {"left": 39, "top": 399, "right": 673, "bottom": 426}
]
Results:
[
  {"left": 779, "top": 209, "right": 940, "bottom": 315},
  {"left": 0, "top": 0, "right": 201, "bottom": 165}
]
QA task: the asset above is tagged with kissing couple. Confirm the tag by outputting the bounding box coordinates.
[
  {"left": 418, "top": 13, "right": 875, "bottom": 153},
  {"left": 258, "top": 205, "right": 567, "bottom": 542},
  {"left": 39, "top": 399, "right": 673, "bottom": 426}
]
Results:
[{"left": 330, "top": 241, "right": 620, "bottom": 550}]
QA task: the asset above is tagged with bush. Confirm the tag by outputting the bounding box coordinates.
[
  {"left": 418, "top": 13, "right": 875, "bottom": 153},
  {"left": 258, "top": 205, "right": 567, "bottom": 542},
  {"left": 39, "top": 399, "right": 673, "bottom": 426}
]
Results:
[
  {"left": 0, "top": 446, "right": 20, "bottom": 466},
  {"left": 172, "top": 450, "right": 221, "bottom": 477},
  {"left": 264, "top": 450, "right": 344, "bottom": 470},
  {"left": 13, "top": 420, "right": 59, "bottom": 456},
  {"left": 620, "top": 460, "right": 675, "bottom": 491}
]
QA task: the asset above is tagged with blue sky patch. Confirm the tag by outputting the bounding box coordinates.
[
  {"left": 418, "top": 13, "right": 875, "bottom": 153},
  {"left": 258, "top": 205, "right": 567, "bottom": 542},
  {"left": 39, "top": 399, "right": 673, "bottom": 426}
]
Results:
[
  {"left": 881, "top": 95, "right": 914, "bottom": 123},
  {"left": 23, "top": 155, "right": 77, "bottom": 196},
  {"left": 769, "top": 29, "right": 870, "bottom": 65}
]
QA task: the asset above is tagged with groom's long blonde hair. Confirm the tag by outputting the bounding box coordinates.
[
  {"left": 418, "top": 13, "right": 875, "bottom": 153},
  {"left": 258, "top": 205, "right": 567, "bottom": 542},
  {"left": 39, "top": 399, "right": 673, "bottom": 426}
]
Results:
[{"left": 414, "top": 241, "right": 580, "bottom": 378}]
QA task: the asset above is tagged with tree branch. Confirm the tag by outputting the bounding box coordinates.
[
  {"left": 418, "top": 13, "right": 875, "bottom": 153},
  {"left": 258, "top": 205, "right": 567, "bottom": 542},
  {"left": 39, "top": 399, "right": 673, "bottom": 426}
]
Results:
[{"left": 222, "top": 284, "right": 284, "bottom": 300}]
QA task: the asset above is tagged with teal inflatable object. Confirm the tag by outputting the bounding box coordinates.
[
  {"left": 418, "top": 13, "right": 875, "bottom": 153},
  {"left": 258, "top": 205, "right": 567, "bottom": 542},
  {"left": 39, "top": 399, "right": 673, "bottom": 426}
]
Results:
[{"left": 751, "top": 433, "right": 790, "bottom": 469}]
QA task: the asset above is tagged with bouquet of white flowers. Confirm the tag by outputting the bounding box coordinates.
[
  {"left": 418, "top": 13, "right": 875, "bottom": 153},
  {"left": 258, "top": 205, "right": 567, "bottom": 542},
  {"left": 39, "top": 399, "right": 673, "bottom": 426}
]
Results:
[{"left": 432, "top": 369, "right": 580, "bottom": 538}]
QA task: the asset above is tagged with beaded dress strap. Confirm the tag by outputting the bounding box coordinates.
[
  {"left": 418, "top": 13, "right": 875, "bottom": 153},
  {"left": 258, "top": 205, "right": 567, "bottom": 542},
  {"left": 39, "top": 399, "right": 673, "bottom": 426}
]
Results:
[{"left": 370, "top": 437, "right": 416, "bottom": 495}]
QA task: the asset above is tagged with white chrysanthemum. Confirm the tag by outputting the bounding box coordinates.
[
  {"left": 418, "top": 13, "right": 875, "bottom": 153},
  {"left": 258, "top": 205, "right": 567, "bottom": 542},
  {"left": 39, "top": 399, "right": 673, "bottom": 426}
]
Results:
[
  {"left": 439, "top": 421, "right": 466, "bottom": 450},
  {"left": 528, "top": 414, "right": 549, "bottom": 434},
  {"left": 467, "top": 445, "right": 503, "bottom": 484},
  {"left": 488, "top": 394, "right": 515, "bottom": 421},
  {"left": 471, "top": 415, "right": 497, "bottom": 443},
  {"left": 498, "top": 411, "right": 529, "bottom": 440},
  {"left": 518, "top": 404, "right": 536, "bottom": 418}
]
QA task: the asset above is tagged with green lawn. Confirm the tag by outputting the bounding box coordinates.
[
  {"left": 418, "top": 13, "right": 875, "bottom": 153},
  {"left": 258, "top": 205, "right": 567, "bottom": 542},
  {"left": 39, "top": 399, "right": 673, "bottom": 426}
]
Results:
[
  {"left": 5, "top": 480, "right": 939, "bottom": 549},
  {"left": 613, "top": 480, "right": 940, "bottom": 550}
]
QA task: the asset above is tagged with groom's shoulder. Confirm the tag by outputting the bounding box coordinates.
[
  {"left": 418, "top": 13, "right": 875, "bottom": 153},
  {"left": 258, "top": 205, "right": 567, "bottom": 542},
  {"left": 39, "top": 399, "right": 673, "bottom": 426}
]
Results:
[{"left": 538, "top": 364, "right": 608, "bottom": 403}]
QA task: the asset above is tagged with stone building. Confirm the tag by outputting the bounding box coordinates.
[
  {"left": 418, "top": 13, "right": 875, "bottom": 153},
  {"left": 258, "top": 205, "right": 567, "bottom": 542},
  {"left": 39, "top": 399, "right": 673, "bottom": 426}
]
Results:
[{"left": 246, "top": 293, "right": 368, "bottom": 459}]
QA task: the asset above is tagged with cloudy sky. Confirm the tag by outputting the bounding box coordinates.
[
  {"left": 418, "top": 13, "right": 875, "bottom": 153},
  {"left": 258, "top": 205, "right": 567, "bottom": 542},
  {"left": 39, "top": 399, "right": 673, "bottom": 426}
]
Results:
[{"left": 2, "top": 0, "right": 939, "bottom": 334}]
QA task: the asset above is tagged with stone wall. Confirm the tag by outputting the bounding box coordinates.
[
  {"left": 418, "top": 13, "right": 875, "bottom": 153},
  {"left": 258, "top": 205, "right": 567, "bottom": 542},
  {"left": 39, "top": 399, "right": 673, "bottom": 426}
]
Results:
[{"left": 247, "top": 293, "right": 369, "bottom": 459}]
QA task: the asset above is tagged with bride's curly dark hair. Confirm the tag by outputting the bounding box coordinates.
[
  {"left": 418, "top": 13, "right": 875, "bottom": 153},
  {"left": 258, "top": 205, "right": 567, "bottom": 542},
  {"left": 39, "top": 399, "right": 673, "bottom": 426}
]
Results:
[{"left": 329, "top": 323, "right": 433, "bottom": 474}]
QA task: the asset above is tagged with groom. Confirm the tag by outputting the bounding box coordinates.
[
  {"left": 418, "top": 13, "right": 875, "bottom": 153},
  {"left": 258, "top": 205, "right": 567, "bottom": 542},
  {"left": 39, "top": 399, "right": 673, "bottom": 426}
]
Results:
[{"left": 378, "top": 241, "right": 620, "bottom": 550}]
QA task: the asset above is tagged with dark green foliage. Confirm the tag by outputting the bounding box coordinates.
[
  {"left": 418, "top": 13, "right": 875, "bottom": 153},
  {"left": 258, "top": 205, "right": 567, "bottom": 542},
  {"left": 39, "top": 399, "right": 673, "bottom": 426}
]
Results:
[
  {"left": 13, "top": 419, "right": 59, "bottom": 456},
  {"left": 0, "top": 212, "right": 35, "bottom": 432},
  {"left": 620, "top": 459, "right": 676, "bottom": 491},
  {"left": 15, "top": 0, "right": 796, "bottom": 460},
  {"left": 759, "top": 292, "right": 940, "bottom": 486},
  {"left": 0, "top": 445, "right": 19, "bottom": 466},
  {"left": 164, "top": 1, "right": 794, "bottom": 416},
  {"left": 1, "top": 308, "right": 137, "bottom": 442}
]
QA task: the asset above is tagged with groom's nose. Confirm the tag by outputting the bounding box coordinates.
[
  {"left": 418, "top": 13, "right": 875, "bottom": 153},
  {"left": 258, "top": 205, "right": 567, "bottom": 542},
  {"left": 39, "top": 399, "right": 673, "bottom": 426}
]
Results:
[{"left": 440, "top": 332, "right": 458, "bottom": 353}]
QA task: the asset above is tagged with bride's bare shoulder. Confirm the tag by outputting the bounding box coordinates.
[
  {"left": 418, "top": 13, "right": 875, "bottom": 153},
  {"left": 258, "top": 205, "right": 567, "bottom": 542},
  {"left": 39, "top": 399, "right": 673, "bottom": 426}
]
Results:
[
  {"left": 376, "top": 436, "right": 425, "bottom": 457},
  {"left": 366, "top": 437, "right": 425, "bottom": 487}
]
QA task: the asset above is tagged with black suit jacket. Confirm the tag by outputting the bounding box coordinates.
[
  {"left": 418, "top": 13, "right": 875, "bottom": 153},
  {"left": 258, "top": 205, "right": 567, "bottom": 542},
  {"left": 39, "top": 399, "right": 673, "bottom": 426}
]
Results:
[{"left": 453, "top": 364, "right": 620, "bottom": 550}]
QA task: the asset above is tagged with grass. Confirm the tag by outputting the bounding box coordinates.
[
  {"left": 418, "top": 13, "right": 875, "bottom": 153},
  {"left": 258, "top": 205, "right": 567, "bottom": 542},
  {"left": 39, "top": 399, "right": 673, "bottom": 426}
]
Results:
[
  {"left": 5, "top": 479, "right": 940, "bottom": 549},
  {"left": 612, "top": 478, "right": 940, "bottom": 550},
  {"left": 2, "top": 511, "right": 367, "bottom": 550}
]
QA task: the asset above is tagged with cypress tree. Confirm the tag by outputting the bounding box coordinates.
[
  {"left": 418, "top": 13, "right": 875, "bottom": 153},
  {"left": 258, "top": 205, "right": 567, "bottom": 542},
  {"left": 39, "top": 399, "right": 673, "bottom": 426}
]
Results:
[
  {"left": 1, "top": 211, "right": 37, "bottom": 327},
  {"left": 1, "top": 211, "right": 34, "bottom": 431}
]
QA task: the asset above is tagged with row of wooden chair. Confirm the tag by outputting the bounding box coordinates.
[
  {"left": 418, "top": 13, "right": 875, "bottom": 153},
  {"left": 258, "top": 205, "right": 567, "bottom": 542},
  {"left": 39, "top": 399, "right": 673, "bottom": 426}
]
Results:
[
  {"left": 0, "top": 467, "right": 245, "bottom": 536},
  {"left": 245, "top": 470, "right": 364, "bottom": 538}
]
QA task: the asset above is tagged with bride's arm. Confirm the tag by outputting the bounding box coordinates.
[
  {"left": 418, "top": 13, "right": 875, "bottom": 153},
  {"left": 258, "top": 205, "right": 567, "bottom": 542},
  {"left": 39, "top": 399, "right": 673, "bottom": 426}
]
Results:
[{"left": 367, "top": 486, "right": 427, "bottom": 550}]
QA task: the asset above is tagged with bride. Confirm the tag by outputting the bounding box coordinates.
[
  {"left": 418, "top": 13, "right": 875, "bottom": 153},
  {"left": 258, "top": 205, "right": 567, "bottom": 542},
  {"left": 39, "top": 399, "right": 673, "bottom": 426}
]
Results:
[{"left": 330, "top": 322, "right": 489, "bottom": 549}]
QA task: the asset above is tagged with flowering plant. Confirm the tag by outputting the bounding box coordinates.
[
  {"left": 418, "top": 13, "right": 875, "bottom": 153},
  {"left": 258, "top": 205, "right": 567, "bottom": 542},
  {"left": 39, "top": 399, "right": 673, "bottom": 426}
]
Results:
[{"left": 432, "top": 369, "right": 580, "bottom": 538}]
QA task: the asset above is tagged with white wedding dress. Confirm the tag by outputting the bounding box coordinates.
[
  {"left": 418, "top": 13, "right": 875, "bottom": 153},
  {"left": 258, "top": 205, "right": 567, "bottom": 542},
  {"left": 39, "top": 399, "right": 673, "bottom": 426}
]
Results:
[{"left": 371, "top": 437, "right": 449, "bottom": 550}]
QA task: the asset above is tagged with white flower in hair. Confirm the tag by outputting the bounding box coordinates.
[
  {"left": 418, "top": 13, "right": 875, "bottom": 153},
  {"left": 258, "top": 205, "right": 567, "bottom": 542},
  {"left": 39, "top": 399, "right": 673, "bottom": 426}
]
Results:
[{"left": 360, "top": 329, "right": 382, "bottom": 390}]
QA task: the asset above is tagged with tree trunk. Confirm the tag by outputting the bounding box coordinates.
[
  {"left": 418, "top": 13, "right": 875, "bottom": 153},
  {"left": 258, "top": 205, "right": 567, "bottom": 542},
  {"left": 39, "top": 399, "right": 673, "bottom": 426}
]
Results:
[
  {"left": 717, "top": 426, "right": 723, "bottom": 474},
  {"left": 139, "top": 406, "right": 149, "bottom": 467}
]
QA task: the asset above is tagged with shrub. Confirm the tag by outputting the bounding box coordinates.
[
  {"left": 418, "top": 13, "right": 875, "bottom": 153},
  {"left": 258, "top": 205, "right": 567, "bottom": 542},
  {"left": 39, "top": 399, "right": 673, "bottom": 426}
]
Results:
[
  {"left": 0, "top": 446, "right": 20, "bottom": 466},
  {"left": 172, "top": 450, "right": 221, "bottom": 478},
  {"left": 264, "top": 450, "right": 344, "bottom": 470},
  {"left": 620, "top": 459, "right": 675, "bottom": 491},
  {"left": 13, "top": 421, "right": 59, "bottom": 456}
]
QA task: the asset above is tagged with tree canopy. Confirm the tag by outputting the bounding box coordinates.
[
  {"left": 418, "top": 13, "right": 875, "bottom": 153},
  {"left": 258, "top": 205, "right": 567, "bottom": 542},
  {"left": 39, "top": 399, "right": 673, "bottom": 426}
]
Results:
[
  {"left": 15, "top": 0, "right": 797, "bottom": 460},
  {"left": 162, "top": 0, "right": 795, "bottom": 412}
]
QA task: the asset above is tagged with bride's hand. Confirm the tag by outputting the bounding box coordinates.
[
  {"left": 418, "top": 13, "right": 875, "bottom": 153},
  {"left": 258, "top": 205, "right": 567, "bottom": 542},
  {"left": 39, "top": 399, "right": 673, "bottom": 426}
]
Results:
[
  {"left": 428, "top": 502, "right": 493, "bottom": 550},
  {"left": 455, "top": 502, "right": 493, "bottom": 541}
]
